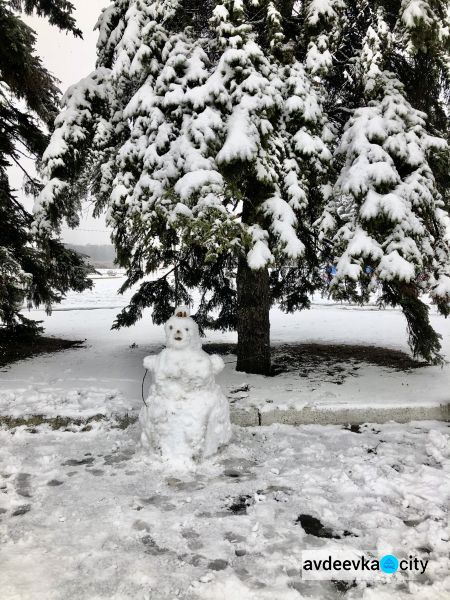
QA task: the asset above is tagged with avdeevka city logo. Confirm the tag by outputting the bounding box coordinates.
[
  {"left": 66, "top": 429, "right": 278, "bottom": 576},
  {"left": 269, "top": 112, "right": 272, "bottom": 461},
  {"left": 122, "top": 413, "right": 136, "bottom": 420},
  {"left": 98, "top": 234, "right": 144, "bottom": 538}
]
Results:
[
  {"left": 301, "top": 550, "right": 429, "bottom": 580},
  {"left": 380, "top": 555, "right": 399, "bottom": 574}
]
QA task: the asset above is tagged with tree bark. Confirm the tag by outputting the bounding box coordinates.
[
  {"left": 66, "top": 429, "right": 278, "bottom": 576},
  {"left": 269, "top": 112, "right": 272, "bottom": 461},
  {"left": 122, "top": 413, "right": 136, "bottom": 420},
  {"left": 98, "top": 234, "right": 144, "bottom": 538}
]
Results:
[{"left": 236, "top": 255, "right": 271, "bottom": 375}]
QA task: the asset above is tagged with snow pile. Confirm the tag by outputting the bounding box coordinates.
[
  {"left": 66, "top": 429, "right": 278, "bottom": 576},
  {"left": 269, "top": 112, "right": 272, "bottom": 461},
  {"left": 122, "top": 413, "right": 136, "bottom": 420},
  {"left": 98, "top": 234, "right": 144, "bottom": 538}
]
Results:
[
  {"left": 140, "top": 307, "right": 231, "bottom": 467},
  {"left": 0, "top": 387, "right": 133, "bottom": 420},
  {"left": 426, "top": 429, "right": 450, "bottom": 465}
]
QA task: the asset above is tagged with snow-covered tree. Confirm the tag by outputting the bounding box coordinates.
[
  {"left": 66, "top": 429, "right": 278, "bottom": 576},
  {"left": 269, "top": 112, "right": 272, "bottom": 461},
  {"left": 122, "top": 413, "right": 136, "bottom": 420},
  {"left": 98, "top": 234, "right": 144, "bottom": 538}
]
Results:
[
  {"left": 0, "top": 0, "right": 91, "bottom": 339},
  {"left": 35, "top": 0, "right": 450, "bottom": 368},
  {"left": 34, "top": 0, "right": 332, "bottom": 374},
  {"left": 300, "top": 1, "right": 450, "bottom": 363}
]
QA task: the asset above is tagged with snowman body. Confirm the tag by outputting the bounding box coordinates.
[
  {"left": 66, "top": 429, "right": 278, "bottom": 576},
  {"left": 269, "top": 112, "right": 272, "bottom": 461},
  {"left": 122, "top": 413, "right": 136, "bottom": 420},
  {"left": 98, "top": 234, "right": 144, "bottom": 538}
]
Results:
[{"left": 140, "top": 310, "right": 232, "bottom": 465}]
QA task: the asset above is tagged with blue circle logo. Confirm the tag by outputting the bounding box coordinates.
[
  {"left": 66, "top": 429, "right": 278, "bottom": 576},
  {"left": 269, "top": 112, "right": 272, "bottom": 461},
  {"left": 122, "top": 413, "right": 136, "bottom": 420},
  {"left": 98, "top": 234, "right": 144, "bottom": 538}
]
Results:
[{"left": 380, "top": 554, "right": 399, "bottom": 574}]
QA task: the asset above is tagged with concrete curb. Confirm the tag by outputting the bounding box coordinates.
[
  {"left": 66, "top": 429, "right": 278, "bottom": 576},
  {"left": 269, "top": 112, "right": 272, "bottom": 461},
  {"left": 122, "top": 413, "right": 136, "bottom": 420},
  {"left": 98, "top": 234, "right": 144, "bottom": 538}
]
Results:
[
  {"left": 2, "top": 406, "right": 448, "bottom": 431},
  {"left": 230, "top": 403, "right": 450, "bottom": 427}
]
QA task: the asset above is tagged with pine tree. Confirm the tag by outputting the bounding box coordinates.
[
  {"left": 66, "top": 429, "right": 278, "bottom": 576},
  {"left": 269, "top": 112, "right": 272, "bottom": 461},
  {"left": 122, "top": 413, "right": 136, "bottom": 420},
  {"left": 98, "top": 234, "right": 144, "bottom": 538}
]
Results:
[
  {"left": 34, "top": 0, "right": 332, "bottom": 374},
  {"left": 0, "top": 0, "right": 91, "bottom": 339},
  {"left": 34, "top": 0, "right": 450, "bottom": 368},
  {"left": 300, "top": 1, "right": 450, "bottom": 363}
]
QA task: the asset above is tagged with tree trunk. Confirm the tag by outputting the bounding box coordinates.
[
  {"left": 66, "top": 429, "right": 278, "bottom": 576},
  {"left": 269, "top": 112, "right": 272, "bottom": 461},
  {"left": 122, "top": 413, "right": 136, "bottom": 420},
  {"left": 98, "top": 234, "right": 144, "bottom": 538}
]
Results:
[{"left": 236, "top": 255, "right": 271, "bottom": 375}]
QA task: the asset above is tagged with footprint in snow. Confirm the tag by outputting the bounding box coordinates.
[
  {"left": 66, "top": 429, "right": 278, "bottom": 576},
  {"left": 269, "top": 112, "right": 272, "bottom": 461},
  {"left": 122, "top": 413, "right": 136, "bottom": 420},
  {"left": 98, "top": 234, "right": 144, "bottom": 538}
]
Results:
[
  {"left": 15, "top": 472, "right": 32, "bottom": 498},
  {"left": 62, "top": 457, "right": 95, "bottom": 466},
  {"left": 12, "top": 504, "right": 31, "bottom": 516},
  {"left": 208, "top": 559, "right": 228, "bottom": 571},
  {"left": 47, "top": 479, "right": 64, "bottom": 486}
]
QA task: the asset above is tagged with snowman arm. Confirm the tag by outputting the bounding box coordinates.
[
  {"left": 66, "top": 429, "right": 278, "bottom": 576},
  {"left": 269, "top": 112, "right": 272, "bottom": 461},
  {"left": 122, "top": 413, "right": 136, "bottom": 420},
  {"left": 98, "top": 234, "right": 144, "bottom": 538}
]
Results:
[
  {"left": 143, "top": 355, "right": 157, "bottom": 372},
  {"left": 210, "top": 354, "right": 225, "bottom": 375}
]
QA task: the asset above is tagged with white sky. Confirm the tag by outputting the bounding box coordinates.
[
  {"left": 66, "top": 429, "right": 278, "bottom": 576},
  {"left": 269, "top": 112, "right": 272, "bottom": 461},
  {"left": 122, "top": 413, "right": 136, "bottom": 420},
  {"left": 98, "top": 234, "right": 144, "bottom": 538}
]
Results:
[{"left": 10, "top": 0, "right": 111, "bottom": 245}]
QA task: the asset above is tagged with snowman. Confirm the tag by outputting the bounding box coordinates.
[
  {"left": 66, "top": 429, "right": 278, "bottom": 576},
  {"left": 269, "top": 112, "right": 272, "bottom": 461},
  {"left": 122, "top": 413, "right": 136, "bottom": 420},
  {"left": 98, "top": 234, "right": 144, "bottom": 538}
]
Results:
[{"left": 140, "top": 306, "right": 232, "bottom": 467}]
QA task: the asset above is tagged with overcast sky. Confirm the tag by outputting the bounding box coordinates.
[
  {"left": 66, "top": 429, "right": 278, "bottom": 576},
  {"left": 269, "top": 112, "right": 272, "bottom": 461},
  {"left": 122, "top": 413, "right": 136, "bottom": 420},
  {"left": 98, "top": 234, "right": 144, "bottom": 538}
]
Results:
[{"left": 11, "top": 1, "right": 111, "bottom": 245}]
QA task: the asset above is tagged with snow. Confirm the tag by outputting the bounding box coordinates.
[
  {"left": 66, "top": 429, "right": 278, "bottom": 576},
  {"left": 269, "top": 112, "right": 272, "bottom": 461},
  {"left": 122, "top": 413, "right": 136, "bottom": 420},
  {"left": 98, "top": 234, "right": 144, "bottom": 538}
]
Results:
[
  {"left": 401, "top": 0, "right": 435, "bottom": 29},
  {"left": 294, "top": 129, "right": 324, "bottom": 156},
  {"left": 2, "top": 274, "right": 449, "bottom": 422},
  {"left": 216, "top": 107, "right": 259, "bottom": 164},
  {"left": 306, "top": 40, "right": 333, "bottom": 74},
  {"left": 1, "top": 278, "right": 450, "bottom": 598},
  {"left": 432, "top": 275, "right": 450, "bottom": 299},
  {"left": 378, "top": 251, "right": 416, "bottom": 282},
  {"left": 174, "top": 170, "right": 224, "bottom": 201},
  {"left": 140, "top": 310, "right": 231, "bottom": 468},
  {"left": 360, "top": 190, "right": 408, "bottom": 223},
  {"left": 306, "top": 0, "right": 341, "bottom": 25},
  {"left": 246, "top": 226, "right": 274, "bottom": 269},
  {"left": 124, "top": 81, "right": 156, "bottom": 117},
  {"left": 1, "top": 418, "right": 449, "bottom": 599},
  {"left": 0, "top": 387, "right": 131, "bottom": 421},
  {"left": 263, "top": 195, "right": 305, "bottom": 258}
]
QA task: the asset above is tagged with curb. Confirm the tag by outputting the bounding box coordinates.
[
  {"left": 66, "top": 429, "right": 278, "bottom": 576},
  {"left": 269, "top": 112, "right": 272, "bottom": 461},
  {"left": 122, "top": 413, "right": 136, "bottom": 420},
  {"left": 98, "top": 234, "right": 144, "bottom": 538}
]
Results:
[{"left": 230, "top": 403, "right": 450, "bottom": 427}]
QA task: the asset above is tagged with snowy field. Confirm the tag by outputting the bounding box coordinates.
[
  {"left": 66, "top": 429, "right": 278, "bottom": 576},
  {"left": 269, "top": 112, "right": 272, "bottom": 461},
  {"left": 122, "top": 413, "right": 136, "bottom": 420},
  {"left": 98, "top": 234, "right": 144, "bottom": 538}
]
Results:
[{"left": 1, "top": 275, "right": 450, "bottom": 599}]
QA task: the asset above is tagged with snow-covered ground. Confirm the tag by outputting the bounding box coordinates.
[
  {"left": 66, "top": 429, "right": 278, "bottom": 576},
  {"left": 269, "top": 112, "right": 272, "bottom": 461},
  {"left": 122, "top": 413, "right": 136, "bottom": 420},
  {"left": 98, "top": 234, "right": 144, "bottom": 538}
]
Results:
[
  {"left": 1, "top": 274, "right": 449, "bottom": 417},
  {"left": 1, "top": 275, "right": 450, "bottom": 599},
  {"left": 1, "top": 420, "right": 449, "bottom": 599}
]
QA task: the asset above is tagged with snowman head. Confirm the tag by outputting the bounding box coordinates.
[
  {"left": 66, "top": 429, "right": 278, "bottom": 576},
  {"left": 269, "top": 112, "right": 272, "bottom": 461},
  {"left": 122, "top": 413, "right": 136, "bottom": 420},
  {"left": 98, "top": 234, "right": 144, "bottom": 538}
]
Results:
[{"left": 165, "top": 306, "right": 201, "bottom": 351}]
